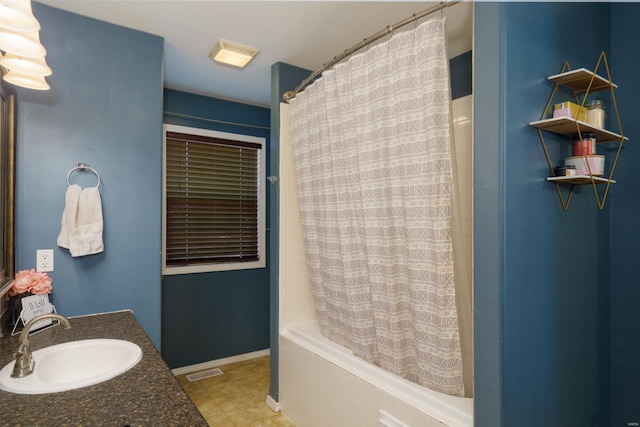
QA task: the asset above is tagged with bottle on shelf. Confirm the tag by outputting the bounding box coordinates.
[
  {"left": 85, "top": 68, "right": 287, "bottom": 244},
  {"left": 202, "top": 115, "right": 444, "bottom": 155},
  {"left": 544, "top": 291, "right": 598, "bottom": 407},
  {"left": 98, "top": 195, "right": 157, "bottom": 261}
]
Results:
[{"left": 586, "top": 99, "right": 605, "bottom": 128}]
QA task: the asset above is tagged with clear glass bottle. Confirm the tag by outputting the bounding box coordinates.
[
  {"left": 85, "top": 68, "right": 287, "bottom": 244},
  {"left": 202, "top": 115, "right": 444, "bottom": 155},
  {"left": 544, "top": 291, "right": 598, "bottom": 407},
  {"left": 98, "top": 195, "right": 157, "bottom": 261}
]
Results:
[{"left": 586, "top": 99, "right": 605, "bottom": 128}]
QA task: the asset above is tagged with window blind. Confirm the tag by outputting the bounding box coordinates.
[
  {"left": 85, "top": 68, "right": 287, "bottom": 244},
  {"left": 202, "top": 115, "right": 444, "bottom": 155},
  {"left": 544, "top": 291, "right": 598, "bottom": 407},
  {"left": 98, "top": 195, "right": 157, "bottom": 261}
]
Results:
[{"left": 165, "top": 131, "right": 261, "bottom": 267}]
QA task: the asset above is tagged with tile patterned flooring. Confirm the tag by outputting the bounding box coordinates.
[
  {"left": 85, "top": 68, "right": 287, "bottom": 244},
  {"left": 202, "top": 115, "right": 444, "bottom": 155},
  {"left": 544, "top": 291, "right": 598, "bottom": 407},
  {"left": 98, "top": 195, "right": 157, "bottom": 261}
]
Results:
[{"left": 176, "top": 356, "right": 295, "bottom": 427}]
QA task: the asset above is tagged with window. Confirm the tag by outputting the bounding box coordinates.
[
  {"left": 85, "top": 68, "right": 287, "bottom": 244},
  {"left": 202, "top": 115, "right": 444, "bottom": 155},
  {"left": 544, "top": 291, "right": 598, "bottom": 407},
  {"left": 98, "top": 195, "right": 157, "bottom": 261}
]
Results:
[{"left": 162, "top": 124, "right": 265, "bottom": 274}]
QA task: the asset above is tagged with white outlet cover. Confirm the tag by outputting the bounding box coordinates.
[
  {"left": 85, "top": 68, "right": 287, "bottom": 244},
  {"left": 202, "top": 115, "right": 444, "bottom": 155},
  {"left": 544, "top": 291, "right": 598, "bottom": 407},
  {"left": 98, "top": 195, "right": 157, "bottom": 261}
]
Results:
[{"left": 36, "top": 249, "right": 54, "bottom": 272}]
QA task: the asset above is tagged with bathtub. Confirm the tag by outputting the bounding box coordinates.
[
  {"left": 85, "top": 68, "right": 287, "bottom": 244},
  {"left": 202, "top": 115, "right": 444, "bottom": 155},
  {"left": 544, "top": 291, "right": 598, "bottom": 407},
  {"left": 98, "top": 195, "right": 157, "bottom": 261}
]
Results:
[{"left": 279, "top": 320, "right": 473, "bottom": 427}]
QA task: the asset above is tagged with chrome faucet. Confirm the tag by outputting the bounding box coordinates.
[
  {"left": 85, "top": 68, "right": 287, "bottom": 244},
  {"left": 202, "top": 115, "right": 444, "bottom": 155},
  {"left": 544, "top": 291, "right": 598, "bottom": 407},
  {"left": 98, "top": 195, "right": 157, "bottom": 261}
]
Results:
[{"left": 11, "top": 313, "right": 72, "bottom": 378}]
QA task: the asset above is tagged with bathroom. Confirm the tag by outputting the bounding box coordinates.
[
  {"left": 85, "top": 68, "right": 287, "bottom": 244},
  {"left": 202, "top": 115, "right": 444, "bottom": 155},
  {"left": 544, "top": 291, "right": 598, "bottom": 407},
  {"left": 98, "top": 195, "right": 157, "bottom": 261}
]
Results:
[{"left": 1, "top": 2, "right": 640, "bottom": 427}]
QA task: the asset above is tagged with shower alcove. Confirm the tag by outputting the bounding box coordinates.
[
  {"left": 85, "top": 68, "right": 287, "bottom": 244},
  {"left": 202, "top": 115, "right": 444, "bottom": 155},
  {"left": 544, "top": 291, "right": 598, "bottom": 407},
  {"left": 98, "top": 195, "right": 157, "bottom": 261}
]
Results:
[
  {"left": 277, "top": 94, "right": 474, "bottom": 427},
  {"left": 273, "top": 4, "right": 474, "bottom": 426}
]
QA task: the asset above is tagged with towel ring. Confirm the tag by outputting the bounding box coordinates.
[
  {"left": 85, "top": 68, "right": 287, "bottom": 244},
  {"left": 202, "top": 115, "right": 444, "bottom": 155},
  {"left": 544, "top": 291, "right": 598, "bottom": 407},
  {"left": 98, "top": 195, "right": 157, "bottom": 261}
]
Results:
[{"left": 66, "top": 163, "right": 100, "bottom": 188}]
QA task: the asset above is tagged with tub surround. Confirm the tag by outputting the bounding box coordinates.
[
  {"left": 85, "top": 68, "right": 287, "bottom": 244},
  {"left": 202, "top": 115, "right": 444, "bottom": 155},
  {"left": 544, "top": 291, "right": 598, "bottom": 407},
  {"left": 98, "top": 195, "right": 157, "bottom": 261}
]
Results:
[
  {"left": 280, "top": 321, "right": 473, "bottom": 427},
  {"left": 0, "top": 310, "right": 206, "bottom": 426},
  {"left": 277, "top": 95, "right": 474, "bottom": 426}
]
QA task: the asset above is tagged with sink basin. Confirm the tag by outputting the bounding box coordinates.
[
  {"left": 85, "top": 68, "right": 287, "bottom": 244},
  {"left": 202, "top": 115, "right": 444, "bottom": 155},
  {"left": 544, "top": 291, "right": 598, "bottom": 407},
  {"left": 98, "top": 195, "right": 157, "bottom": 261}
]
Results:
[{"left": 0, "top": 339, "right": 142, "bottom": 394}]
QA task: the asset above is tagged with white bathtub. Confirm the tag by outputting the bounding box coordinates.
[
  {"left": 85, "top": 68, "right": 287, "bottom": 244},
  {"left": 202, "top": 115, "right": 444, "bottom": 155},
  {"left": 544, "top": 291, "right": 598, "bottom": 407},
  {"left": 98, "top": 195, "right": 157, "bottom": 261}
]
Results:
[{"left": 279, "top": 320, "right": 473, "bottom": 427}]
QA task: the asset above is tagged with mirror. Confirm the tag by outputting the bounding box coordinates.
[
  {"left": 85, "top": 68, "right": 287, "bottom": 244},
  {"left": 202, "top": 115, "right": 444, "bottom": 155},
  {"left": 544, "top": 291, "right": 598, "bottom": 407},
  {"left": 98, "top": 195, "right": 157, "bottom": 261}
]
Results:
[{"left": 0, "top": 91, "right": 15, "bottom": 298}]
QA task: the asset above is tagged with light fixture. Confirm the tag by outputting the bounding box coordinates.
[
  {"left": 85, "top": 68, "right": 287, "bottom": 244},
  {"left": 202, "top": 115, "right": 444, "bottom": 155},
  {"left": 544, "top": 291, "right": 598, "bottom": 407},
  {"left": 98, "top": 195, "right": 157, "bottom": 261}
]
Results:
[
  {"left": 0, "top": 52, "right": 51, "bottom": 76},
  {"left": 2, "top": 69, "right": 49, "bottom": 90},
  {"left": 0, "top": 0, "right": 40, "bottom": 32},
  {"left": 0, "top": 29, "right": 46, "bottom": 58},
  {"left": 0, "top": 0, "right": 51, "bottom": 90},
  {"left": 208, "top": 38, "right": 259, "bottom": 68}
]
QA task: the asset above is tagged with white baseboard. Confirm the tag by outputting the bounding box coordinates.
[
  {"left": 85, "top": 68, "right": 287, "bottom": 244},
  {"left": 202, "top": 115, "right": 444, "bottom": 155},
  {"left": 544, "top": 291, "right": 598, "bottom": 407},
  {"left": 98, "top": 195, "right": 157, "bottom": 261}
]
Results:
[
  {"left": 266, "top": 395, "right": 280, "bottom": 413},
  {"left": 171, "top": 348, "right": 270, "bottom": 376}
]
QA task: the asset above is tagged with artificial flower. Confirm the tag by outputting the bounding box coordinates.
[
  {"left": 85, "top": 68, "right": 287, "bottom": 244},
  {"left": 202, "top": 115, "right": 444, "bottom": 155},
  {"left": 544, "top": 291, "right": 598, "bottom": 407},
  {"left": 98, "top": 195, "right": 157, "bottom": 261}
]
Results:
[{"left": 10, "top": 269, "right": 53, "bottom": 296}]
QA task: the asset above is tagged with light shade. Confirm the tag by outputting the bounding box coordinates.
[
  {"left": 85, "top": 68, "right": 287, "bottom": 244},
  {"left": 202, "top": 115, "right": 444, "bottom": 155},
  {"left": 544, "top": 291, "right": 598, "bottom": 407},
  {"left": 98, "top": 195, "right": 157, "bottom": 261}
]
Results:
[
  {"left": 0, "top": 29, "right": 46, "bottom": 58},
  {"left": 2, "top": 69, "right": 49, "bottom": 90},
  {"left": 208, "top": 39, "right": 259, "bottom": 68},
  {"left": 0, "top": 0, "right": 40, "bottom": 32},
  {"left": 0, "top": 52, "right": 51, "bottom": 76}
]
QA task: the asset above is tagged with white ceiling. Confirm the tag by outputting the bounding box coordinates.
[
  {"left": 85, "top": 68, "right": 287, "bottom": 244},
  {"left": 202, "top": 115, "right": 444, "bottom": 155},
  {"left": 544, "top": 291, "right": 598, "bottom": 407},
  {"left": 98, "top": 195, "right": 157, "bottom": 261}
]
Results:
[{"left": 37, "top": 1, "right": 473, "bottom": 108}]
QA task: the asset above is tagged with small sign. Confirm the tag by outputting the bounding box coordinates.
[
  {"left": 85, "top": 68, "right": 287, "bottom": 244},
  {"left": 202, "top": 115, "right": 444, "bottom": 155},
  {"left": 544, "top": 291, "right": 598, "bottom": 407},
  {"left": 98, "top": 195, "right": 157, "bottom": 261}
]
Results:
[
  {"left": 21, "top": 294, "right": 55, "bottom": 327},
  {"left": 11, "top": 294, "right": 56, "bottom": 336}
]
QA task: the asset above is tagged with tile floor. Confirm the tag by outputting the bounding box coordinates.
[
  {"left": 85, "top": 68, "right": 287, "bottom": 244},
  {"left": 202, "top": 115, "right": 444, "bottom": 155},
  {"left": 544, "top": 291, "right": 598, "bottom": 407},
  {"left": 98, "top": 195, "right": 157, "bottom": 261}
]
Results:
[{"left": 176, "top": 356, "right": 295, "bottom": 427}]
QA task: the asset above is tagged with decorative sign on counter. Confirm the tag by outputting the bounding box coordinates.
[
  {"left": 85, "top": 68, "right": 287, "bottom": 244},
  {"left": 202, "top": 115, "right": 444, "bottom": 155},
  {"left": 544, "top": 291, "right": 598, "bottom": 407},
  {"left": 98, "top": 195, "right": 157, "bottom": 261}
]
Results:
[{"left": 11, "top": 295, "right": 57, "bottom": 336}]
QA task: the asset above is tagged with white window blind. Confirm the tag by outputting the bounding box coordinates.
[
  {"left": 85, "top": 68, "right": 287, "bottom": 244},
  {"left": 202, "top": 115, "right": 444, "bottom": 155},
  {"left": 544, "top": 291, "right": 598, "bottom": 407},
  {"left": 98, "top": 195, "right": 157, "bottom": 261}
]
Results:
[{"left": 163, "top": 125, "right": 264, "bottom": 273}]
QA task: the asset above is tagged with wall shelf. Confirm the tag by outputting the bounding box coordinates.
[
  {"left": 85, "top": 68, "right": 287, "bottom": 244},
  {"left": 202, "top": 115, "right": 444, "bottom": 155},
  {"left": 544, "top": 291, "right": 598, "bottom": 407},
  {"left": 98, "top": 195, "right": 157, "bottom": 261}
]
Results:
[
  {"left": 547, "top": 68, "right": 618, "bottom": 93},
  {"left": 529, "top": 51, "right": 628, "bottom": 211},
  {"left": 547, "top": 175, "right": 615, "bottom": 185},
  {"left": 529, "top": 117, "right": 627, "bottom": 143}
]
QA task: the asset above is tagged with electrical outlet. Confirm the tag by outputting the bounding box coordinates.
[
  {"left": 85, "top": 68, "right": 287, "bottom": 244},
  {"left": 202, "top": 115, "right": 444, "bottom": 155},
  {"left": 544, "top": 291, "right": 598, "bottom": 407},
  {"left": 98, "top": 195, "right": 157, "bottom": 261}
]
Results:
[{"left": 37, "top": 249, "right": 54, "bottom": 272}]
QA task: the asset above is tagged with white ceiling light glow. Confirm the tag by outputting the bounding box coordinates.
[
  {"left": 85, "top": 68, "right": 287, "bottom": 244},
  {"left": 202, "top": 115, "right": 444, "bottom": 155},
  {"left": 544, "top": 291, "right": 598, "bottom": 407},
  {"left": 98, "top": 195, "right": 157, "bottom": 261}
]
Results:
[
  {"left": 0, "top": 52, "right": 51, "bottom": 76},
  {"left": 208, "top": 39, "right": 259, "bottom": 69},
  {"left": 0, "top": 29, "right": 45, "bottom": 57},
  {"left": 0, "top": 0, "right": 40, "bottom": 32},
  {"left": 0, "top": 0, "right": 51, "bottom": 90},
  {"left": 2, "top": 69, "right": 49, "bottom": 90}
]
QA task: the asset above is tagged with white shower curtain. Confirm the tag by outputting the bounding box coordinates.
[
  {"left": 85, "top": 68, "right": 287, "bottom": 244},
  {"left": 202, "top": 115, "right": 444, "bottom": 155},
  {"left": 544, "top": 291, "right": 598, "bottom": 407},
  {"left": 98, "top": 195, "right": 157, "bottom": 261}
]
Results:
[{"left": 288, "top": 18, "right": 464, "bottom": 397}]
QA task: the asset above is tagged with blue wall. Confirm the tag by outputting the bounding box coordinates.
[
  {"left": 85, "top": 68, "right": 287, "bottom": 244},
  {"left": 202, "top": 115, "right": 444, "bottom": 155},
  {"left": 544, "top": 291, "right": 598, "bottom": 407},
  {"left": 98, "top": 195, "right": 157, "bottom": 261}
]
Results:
[
  {"left": 610, "top": 4, "right": 640, "bottom": 426},
  {"left": 268, "top": 62, "right": 313, "bottom": 401},
  {"left": 474, "top": 3, "right": 613, "bottom": 426},
  {"left": 14, "top": 4, "right": 164, "bottom": 347},
  {"left": 450, "top": 50, "right": 472, "bottom": 101},
  {"left": 473, "top": 4, "right": 503, "bottom": 424},
  {"left": 161, "top": 89, "right": 271, "bottom": 369}
]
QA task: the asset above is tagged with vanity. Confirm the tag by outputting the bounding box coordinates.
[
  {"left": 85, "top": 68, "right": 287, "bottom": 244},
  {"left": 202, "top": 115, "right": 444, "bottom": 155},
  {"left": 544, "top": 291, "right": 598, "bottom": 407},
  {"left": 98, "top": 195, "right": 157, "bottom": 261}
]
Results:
[{"left": 0, "top": 310, "right": 207, "bottom": 426}]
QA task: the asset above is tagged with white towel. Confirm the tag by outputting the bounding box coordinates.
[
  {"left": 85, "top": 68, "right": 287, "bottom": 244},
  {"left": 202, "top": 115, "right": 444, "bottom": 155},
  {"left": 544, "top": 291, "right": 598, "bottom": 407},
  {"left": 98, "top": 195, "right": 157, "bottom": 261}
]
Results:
[{"left": 57, "top": 184, "right": 104, "bottom": 257}]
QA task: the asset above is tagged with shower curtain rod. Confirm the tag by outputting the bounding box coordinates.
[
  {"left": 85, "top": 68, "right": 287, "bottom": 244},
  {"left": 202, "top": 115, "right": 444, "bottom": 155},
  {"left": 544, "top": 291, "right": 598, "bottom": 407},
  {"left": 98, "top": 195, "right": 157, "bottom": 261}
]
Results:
[{"left": 283, "top": 0, "right": 462, "bottom": 103}]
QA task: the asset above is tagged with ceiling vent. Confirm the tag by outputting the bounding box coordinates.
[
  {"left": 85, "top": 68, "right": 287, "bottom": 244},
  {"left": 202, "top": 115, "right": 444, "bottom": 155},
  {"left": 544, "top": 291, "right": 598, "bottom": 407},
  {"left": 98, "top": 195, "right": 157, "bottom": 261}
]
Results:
[{"left": 208, "top": 38, "right": 259, "bottom": 69}]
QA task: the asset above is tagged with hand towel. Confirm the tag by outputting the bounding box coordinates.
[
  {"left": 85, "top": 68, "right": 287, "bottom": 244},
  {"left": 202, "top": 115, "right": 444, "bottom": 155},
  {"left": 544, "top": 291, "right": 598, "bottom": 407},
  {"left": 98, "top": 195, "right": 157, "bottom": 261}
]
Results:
[
  {"left": 57, "top": 184, "right": 104, "bottom": 257},
  {"left": 57, "top": 184, "right": 81, "bottom": 250}
]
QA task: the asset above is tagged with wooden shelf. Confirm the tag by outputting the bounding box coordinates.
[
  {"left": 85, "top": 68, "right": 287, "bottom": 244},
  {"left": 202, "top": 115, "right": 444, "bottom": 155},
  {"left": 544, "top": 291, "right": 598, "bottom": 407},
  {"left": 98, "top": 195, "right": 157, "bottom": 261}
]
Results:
[
  {"left": 529, "top": 116, "right": 627, "bottom": 143},
  {"left": 547, "top": 68, "right": 617, "bottom": 93},
  {"left": 547, "top": 175, "right": 615, "bottom": 185},
  {"left": 532, "top": 52, "right": 627, "bottom": 210}
]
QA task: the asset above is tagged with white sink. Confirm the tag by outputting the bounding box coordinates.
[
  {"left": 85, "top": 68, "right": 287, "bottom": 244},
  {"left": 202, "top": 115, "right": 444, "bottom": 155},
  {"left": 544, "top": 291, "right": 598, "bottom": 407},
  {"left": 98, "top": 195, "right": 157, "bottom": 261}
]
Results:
[{"left": 0, "top": 339, "right": 142, "bottom": 394}]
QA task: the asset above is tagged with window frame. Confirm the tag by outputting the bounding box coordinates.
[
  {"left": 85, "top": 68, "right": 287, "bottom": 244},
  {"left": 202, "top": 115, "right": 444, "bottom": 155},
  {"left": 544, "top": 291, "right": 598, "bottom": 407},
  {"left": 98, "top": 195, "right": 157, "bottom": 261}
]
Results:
[{"left": 162, "top": 123, "right": 266, "bottom": 275}]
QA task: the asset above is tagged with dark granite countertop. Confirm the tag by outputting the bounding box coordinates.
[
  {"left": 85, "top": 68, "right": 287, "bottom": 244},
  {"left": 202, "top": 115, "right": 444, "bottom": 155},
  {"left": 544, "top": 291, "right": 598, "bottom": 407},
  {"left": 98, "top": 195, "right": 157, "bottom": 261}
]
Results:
[{"left": 0, "top": 310, "right": 207, "bottom": 427}]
